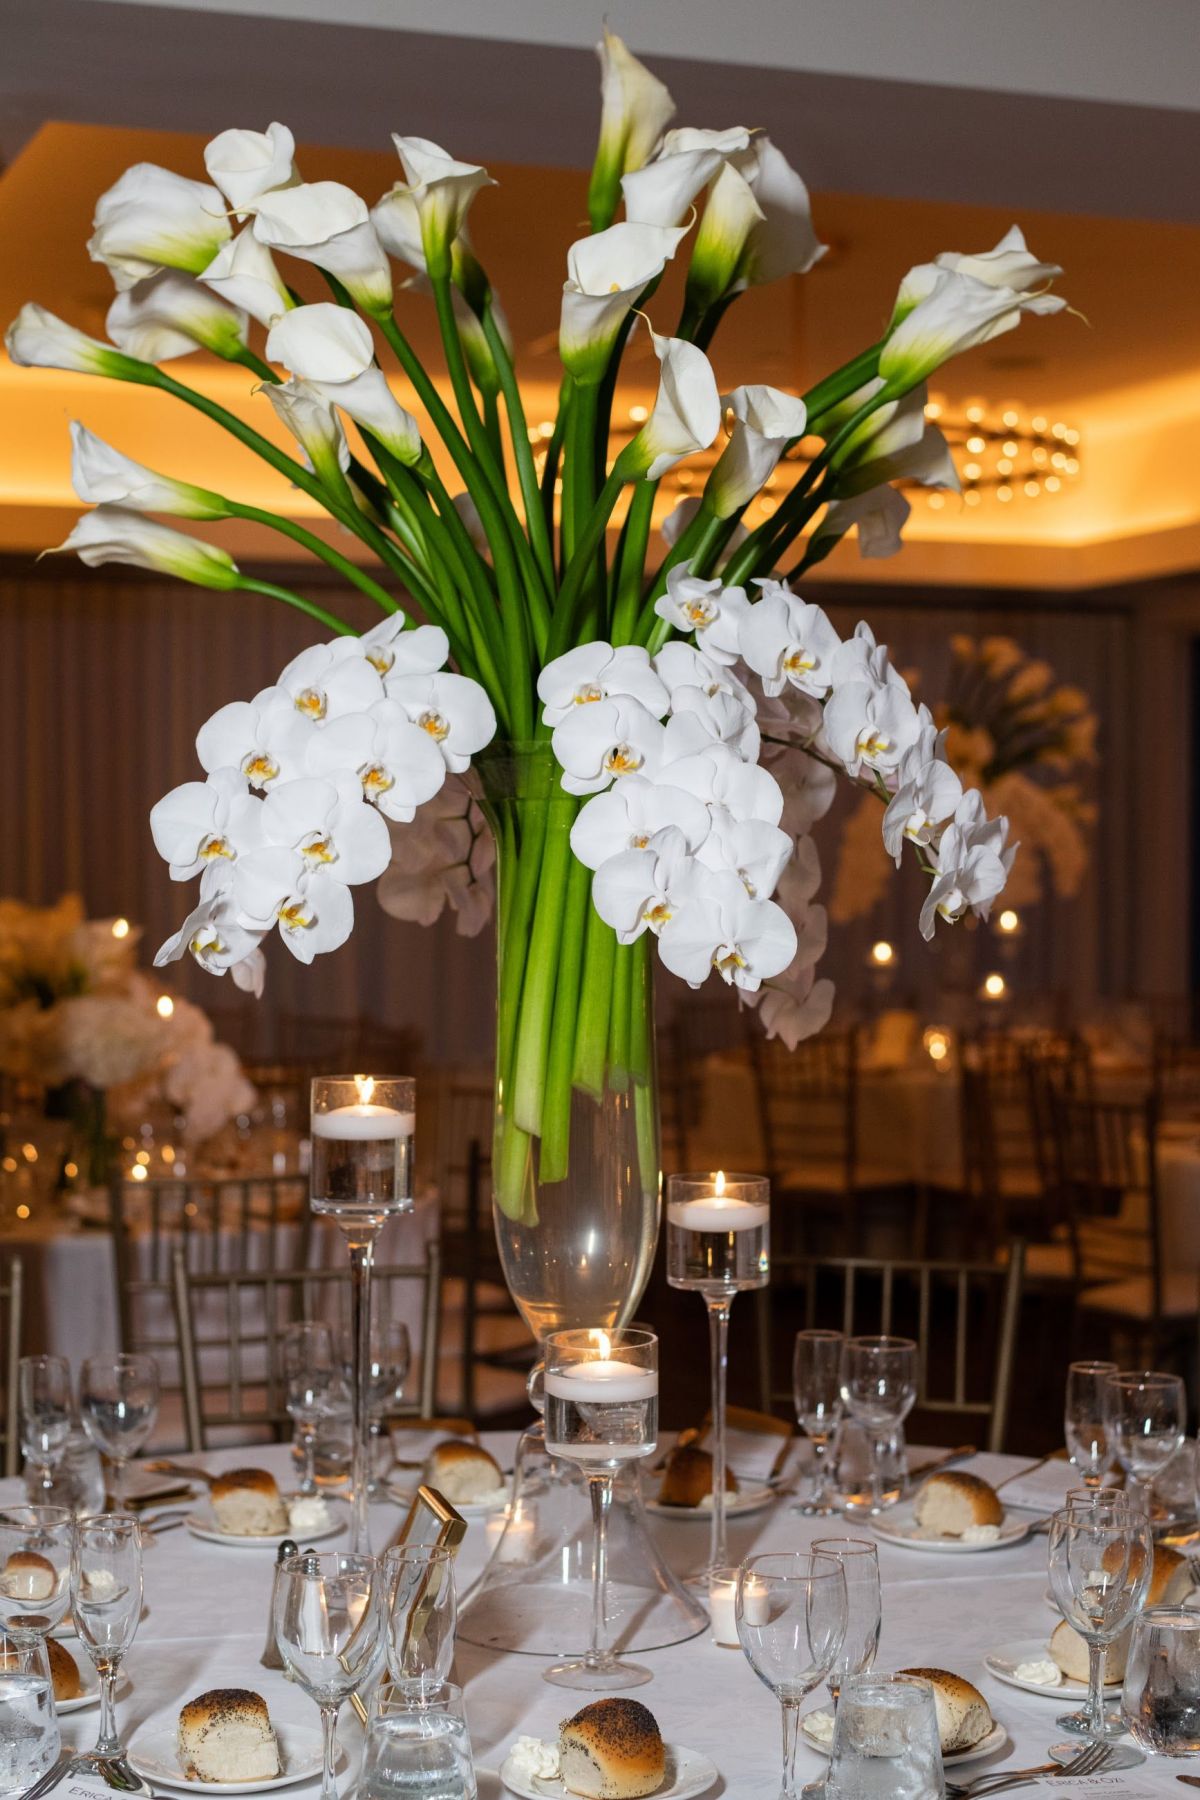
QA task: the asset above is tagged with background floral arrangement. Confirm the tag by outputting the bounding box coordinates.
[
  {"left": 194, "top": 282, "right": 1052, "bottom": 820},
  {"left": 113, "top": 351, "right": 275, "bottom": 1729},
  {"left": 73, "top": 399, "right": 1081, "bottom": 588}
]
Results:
[{"left": 830, "top": 633, "right": 1096, "bottom": 923}]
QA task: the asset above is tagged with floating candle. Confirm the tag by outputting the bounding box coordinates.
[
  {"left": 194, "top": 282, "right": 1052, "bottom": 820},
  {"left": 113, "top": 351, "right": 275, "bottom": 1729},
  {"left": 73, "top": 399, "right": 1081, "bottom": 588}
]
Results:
[
  {"left": 311, "top": 1103, "right": 415, "bottom": 1141},
  {"left": 667, "top": 1195, "right": 770, "bottom": 1233},
  {"left": 544, "top": 1360, "right": 659, "bottom": 1404}
]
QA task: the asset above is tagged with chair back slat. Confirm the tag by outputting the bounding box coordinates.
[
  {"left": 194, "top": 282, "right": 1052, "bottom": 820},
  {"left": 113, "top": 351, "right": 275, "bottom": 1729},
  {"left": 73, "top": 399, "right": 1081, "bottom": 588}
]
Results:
[
  {"left": 0, "top": 1256, "right": 22, "bottom": 1479},
  {"left": 1047, "top": 1091, "right": 1161, "bottom": 1309}
]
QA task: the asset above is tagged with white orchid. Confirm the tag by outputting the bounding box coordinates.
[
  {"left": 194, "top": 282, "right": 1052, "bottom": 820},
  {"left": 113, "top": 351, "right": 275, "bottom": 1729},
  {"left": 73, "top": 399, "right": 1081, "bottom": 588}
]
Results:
[
  {"left": 230, "top": 946, "right": 267, "bottom": 997},
  {"left": 88, "top": 164, "right": 231, "bottom": 289},
  {"left": 654, "top": 641, "right": 756, "bottom": 712},
  {"left": 739, "top": 582, "right": 841, "bottom": 697},
  {"left": 201, "top": 230, "right": 292, "bottom": 328},
  {"left": 707, "top": 384, "right": 807, "bottom": 517},
  {"left": 694, "top": 809, "right": 791, "bottom": 900},
  {"left": 882, "top": 740, "right": 963, "bottom": 865},
  {"left": 253, "top": 183, "right": 393, "bottom": 314},
  {"left": 386, "top": 671, "right": 498, "bottom": 774},
  {"left": 387, "top": 137, "right": 494, "bottom": 277},
  {"left": 377, "top": 780, "right": 496, "bottom": 937},
  {"left": 881, "top": 268, "right": 1067, "bottom": 390},
  {"left": 4, "top": 305, "right": 132, "bottom": 376},
  {"left": 823, "top": 629, "right": 922, "bottom": 778},
  {"left": 275, "top": 640, "right": 384, "bottom": 722},
  {"left": 69, "top": 423, "right": 225, "bottom": 519},
  {"left": 234, "top": 856, "right": 355, "bottom": 964},
  {"left": 657, "top": 867, "right": 796, "bottom": 991},
  {"left": 196, "top": 688, "right": 313, "bottom": 787},
  {"left": 919, "top": 801, "right": 1017, "bottom": 940},
  {"left": 655, "top": 566, "right": 750, "bottom": 665},
  {"left": 617, "top": 326, "right": 722, "bottom": 481},
  {"left": 359, "top": 615, "right": 449, "bottom": 679},
  {"left": 538, "top": 643, "right": 668, "bottom": 727},
  {"left": 106, "top": 270, "right": 248, "bottom": 361},
  {"left": 621, "top": 126, "right": 751, "bottom": 228},
  {"left": 234, "top": 773, "right": 391, "bottom": 918},
  {"left": 664, "top": 742, "right": 784, "bottom": 825},
  {"left": 150, "top": 767, "right": 264, "bottom": 881},
  {"left": 204, "top": 123, "right": 297, "bottom": 217},
  {"left": 550, "top": 695, "right": 666, "bottom": 796},
  {"left": 569, "top": 773, "right": 710, "bottom": 872},
  {"left": 753, "top": 964, "right": 836, "bottom": 1049},
  {"left": 50, "top": 507, "right": 239, "bottom": 589},
  {"left": 663, "top": 685, "right": 760, "bottom": 763},
  {"left": 305, "top": 699, "right": 447, "bottom": 822},
  {"left": 589, "top": 27, "right": 675, "bottom": 222},
  {"left": 592, "top": 825, "right": 699, "bottom": 942},
  {"left": 154, "top": 894, "right": 264, "bottom": 976},
  {"left": 560, "top": 221, "right": 688, "bottom": 380}
]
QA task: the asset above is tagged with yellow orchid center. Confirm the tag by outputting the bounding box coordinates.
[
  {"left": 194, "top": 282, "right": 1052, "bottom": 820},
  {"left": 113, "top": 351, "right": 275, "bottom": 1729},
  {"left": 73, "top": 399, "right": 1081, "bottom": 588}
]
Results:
[
  {"left": 361, "top": 763, "right": 394, "bottom": 798},
  {"left": 684, "top": 599, "right": 717, "bottom": 628},
  {"left": 713, "top": 945, "right": 748, "bottom": 974},
  {"left": 573, "top": 683, "right": 604, "bottom": 705},
  {"left": 630, "top": 832, "right": 651, "bottom": 849},
  {"left": 857, "top": 729, "right": 893, "bottom": 762},
  {"left": 739, "top": 869, "right": 757, "bottom": 898},
  {"left": 278, "top": 898, "right": 315, "bottom": 930},
  {"left": 643, "top": 901, "right": 672, "bottom": 931},
  {"left": 419, "top": 709, "right": 450, "bottom": 741},
  {"left": 366, "top": 648, "right": 394, "bottom": 675},
  {"left": 300, "top": 834, "right": 336, "bottom": 867},
  {"left": 242, "top": 751, "right": 279, "bottom": 784},
  {"left": 784, "top": 647, "right": 816, "bottom": 675},
  {"left": 189, "top": 929, "right": 223, "bottom": 959},
  {"left": 604, "top": 742, "right": 643, "bottom": 776},
  {"left": 199, "top": 834, "right": 234, "bottom": 862}
]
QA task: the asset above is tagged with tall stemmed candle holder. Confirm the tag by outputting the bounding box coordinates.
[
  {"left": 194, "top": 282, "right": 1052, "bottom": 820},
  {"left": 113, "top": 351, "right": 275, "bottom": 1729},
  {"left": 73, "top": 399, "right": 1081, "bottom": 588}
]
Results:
[
  {"left": 666, "top": 1172, "right": 769, "bottom": 1580},
  {"left": 311, "top": 1074, "right": 415, "bottom": 1555},
  {"left": 543, "top": 1327, "right": 659, "bottom": 1691}
]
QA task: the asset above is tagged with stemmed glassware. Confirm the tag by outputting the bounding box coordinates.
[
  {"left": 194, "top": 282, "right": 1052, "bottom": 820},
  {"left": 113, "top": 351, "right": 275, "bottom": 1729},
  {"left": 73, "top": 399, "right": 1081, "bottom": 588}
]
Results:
[
  {"left": 384, "top": 1544, "right": 457, "bottom": 1699},
  {"left": 283, "top": 1321, "right": 339, "bottom": 1497},
  {"left": 801, "top": 1538, "right": 882, "bottom": 1799},
  {"left": 542, "top": 1326, "right": 659, "bottom": 1690},
  {"left": 311, "top": 1074, "right": 415, "bottom": 1555},
  {"left": 342, "top": 1320, "right": 412, "bottom": 1491},
  {"left": 0, "top": 1506, "right": 73, "bottom": 1647},
  {"left": 838, "top": 1337, "right": 917, "bottom": 1514},
  {"left": 18, "top": 1357, "right": 72, "bottom": 1497},
  {"left": 1106, "top": 1370, "right": 1186, "bottom": 1514},
  {"left": 71, "top": 1513, "right": 151, "bottom": 1794},
  {"left": 1064, "top": 1360, "right": 1118, "bottom": 1488},
  {"left": 793, "top": 1331, "right": 845, "bottom": 1516},
  {"left": 274, "top": 1550, "right": 382, "bottom": 1800},
  {"left": 1047, "top": 1498, "right": 1153, "bottom": 1768},
  {"left": 665, "top": 1172, "right": 769, "bottom": 1578},
  {"left": 735, "top": 1550, "right": 848, "bottom": 1800},
  {"left": 78, "top": 1354, "right": 160, "bottom": 1509}
]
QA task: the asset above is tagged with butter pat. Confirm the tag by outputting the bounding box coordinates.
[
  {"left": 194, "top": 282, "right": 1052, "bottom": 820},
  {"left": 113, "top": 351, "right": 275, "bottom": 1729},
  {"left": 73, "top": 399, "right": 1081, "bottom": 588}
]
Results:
[
  {"left": 1014, "top": 1658, "right": 1061, "bottom": 1687},
  {"left": 804, "top": 1710, "right": 836, "bottom": 1747},
  {"left": 507, "top": 1737, "right": 561, "bottom": 1781},
  {"left": 288, "top": 1495, "right": 332, "bottom": 1533},
  {"left": 962, "top": 1524, "right": 1001, "bottom": 1544}
]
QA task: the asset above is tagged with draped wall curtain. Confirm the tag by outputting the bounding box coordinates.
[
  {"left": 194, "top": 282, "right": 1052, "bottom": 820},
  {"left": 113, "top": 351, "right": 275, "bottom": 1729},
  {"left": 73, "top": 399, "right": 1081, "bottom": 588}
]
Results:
[{"left": 0, "top": 558, "right": 1133, "bottom": 1059}]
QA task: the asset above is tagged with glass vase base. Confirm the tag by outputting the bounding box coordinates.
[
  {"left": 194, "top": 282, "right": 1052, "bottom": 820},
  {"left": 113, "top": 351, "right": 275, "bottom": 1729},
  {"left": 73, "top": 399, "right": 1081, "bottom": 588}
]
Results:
[
  {"left": 1050, "top": 1741, "right": 1143, "bottom": 1770},
  {"left": 543, "top": 1654, "right": 653, "bottom": 1692},
  {"left": 1054, "top": 1708, "right": 1128, "bottom": 1738}
]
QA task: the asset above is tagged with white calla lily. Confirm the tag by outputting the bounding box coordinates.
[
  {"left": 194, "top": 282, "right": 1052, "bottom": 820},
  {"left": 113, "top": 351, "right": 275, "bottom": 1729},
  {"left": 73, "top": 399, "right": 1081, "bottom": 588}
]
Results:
[
  {"left": 154, "top": 894, "right": 264, "bottom": 975},
  {"left": 88, "top": 164, "right": 231, "bottom": 289},
  {"left": 621, "top": 126, "right": 751, "bottom": 228},
  {"left": 687, "top": 160, "right": 764, "bottom": 309},
  {"left": 538, "top": 642, "right": 669, "bottom": 727},
  {"left": 200, "top": 230, "right": 292, "bottom": 327},
  {"left": 275, "top": 641, "right": 384, "bottom": 723},
  {"left": 266, "top": 303, "right": 374, "bottom": 383},
  {"left": 550, "top": 695, "right": 665, "bottom": 796},
  {"left": 841, "top": 422, "right": 960, "bottom": 497},
  {"left": 881, "top": 268, "right": 1067, "bottom": 389},
  {"left": 893, "top": 225, "right": 1063, "bottom": 327},
  {"left": 654, "top": 566, "right": 750, "bottom": 665},
  {"left": 371, "top": 183, "right": 425, "bottom": 272},
  {"left": 657, "top": 866, "right": 796, "bottom": 991},
  {"left": 196, "top": 687, "right": 313, "bottom": 787},
  {"left": 106, "top": 270, "right": 248, "bottom": 362},
  {"left": 388, "top": 137, "right": 495, "bottom": 278},
  {"left": 736, "top": 137, "right": 827, "bottom": 288},
  {"left": 588, "top": 27, "right": 675, "bottom": 225},
  {"left": 660, "top": 495, "right": 749, "bottom": 562},
  {"left": 4, "top": 304, "right": 137, "bottom": 376},
  {"left": 305, "top": 700, "right": 447, "bottom": 822},
  {"left": 569, "top": 773, "right": 710, "bottom": 872},
  {"left": 387, "top": 671, "right": 498, "bottom": 774},
  {"left": 812, "top": 485, "right": 911, "bottom": 561},
  {"left": 592, "top": 824, "right": 698, "bottom": 943},
  {"left": 560, "top": 221, "right": 688, "bottom": 381},
  {"left": 617, "top": 326, "right": 722, "bottom": 482},
  {"left": 50, "top": 507, "right": 239, "bottom": 590},
  {"left": 695, "top": 809, "right": 792, "bottom": 900},
  {"left": 261, "top": 379, "right": 350, "bottom": 482},
  {"left": 707, "top": 384, "right": 807, "bottom": 516},
  {"left": 150, "top": 767, "right": 264, "bottom": 880},
  {"left": 204, "top": 123, "right": 297, "bottom": 217},
  {"left": 253, "top": 183, "right": 392, "bottom": 314},
  {"left": 325, "top": 367, "right": 422, "bottom": 462},
  {"left": 70, "top": 422, "right": 226, "bottom": 520},
  {"left": 739, "top": 583, "right": 841, "bottom": 698}
]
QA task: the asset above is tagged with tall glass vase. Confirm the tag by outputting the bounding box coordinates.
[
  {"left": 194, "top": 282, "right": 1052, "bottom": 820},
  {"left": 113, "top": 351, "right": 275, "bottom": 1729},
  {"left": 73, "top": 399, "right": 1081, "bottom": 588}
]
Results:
[{"left": 457, "top": 743, "right": 707, "bottom": 1656}]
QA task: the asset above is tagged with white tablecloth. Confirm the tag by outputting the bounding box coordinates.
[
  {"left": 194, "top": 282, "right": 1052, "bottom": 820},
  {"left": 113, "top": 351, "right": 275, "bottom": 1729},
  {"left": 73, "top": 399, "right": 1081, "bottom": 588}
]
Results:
[{"left": 7, "top": 1440, "right": 1190, "bottom": 1799}]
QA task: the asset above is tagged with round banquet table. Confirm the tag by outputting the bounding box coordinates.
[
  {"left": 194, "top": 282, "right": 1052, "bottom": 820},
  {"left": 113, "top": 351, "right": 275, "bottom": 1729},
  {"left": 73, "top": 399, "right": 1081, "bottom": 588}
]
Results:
[{"left": 8, "top": 1439, "right": 1191, "bottom": 1799}]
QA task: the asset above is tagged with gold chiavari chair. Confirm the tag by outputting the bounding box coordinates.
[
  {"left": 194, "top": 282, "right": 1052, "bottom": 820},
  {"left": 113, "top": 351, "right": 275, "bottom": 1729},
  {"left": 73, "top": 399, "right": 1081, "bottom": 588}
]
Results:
[
  {"left": 1152, "top": 1034, "right": 1200, "bottom": 1116},
  {"left": 171, "top": 1242, "right": 442, "bottom": 1452},
  {"left": 759, "top": 1242, "right": 1026, "bottom": 1453},
  {"left": 1, "top": 1255, "right": 22, "bottom": 1479}
]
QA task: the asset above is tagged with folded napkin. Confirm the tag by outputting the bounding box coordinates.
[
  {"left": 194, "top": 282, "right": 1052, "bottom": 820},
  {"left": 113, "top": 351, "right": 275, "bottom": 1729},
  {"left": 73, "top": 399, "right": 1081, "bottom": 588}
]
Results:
[{"left": 947, "top": 1452, "right": 1076, "bottom": 1513}]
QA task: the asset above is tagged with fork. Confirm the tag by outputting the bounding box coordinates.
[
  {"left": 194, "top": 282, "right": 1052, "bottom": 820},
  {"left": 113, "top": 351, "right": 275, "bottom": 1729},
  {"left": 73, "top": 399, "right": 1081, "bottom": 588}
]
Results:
[
  {"left": 16, "top": 1754, "right": 80, "bottom": 1800},
  {"left": 945, "top": 1739, "right": 1113, "bottom": 1797}
]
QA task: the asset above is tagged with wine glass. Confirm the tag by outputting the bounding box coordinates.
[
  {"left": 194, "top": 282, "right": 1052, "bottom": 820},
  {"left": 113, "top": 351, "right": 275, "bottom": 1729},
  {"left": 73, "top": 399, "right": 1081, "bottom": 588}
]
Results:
[
  {"left": 78, "top": 1354, "right": 160, "bottom": 1508},
  {"left": 383, "top": 1544, "right": 457, "bottom": 1699},
  {"left": 1064, "top": 1360, "right": 1118, "bottom": 1488},
  {"left": 802, "top": 1539, "right": 882, "bottom": 1799},
  {"left": 283, "top": 1322, "right": 338, "bottom": 1496},
  {"left": 839, "top": 1337, "right": 917, "bottom": 1514},
  {"left": 0, "top": 1506, "right": 73, "bottom": 1646},
  {"left": 736, "top": 1550, "right": 847, "bottom": 1800},
  {"left": 17, "top": 1357, "right": 72, "bottom": 1497},
  {"left": 1106, "top": 1370, "right": 1186, "bottom": 1513},
  {"left": 1047, "top": 1501, "right": 1153, "bottom": 1768},
  {"left": 793, "top": 1331, "right": 844, "bottom": 1516},
  {"left": 71, "top": 1513, "right": 150, "bottom": 1794},
  {"left": 341, "top": 1320, "right": 411, "bottom": 1491},
  {"left": 274, "top": 1550, "right": 382, "bottom": 1800}
]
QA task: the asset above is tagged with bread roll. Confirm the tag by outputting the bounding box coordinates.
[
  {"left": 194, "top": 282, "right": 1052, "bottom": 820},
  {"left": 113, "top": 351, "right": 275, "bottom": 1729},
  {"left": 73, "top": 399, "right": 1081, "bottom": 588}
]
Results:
[
  {"left": 0, "top": 1636, "right": 81, "bottom": 1703},
  {"left": 1049, "top": 1617, "right": 1129, "bottom": 1683},
  {"left": 912, "top": 1471, "right": 1004, "bottom": 1536},
  {"left": 657, "top": 1444, "right": 738, "bottom": 1508},
  {"left": 424, "top": 1440, "right": 504, "bottom": 1503},
  {"left": 178, "top": 1688, "right": 281, "bottom": 1783},
  {"left": 0, "top": 1550, "right": 57, "bottom": 1602},
  {"left": 898, "top": 1669, "right": 993, "bottom": 1752},
  {"left": 558, "top": 1699, "right": 666, "bottom": 1800},
  {"left": 1099, "top": 1540, "right": 1191, "bottom": 1606},
  {"left": 210, "top": 1468, "right": 289, "bottom": 1537}
]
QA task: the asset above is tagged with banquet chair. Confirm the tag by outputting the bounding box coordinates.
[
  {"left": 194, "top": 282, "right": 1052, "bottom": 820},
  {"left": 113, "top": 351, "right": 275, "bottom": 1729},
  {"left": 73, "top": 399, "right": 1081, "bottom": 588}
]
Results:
[
  {"left": 0, "top": 1255, "right": 22, "bottom": 1478},
  {"left": 171, "top": 1240, "right": 442, "bottom": 1451},
  {"left": 1152, "top": 1035, "right": 1200, "bottom": 1115},
  {"left": 659, "top": 987, "right": 757, "bottom": 1172},
  {"left": 758, "top": 1241, "right": 1026, "bottom": 1452}
]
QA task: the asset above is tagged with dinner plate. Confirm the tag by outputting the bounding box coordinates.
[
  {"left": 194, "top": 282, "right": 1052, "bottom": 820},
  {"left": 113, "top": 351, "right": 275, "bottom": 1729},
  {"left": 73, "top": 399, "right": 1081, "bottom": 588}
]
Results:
[
  {"left": 184, "top": 1497, "right": 347, "bottom": 1547},
  {"left": 869, "top": 1503, "right": 1032, "bottom": 1552},
  {"left": 496, "top": 1742, "right": 717, "bottom": 1798},
  {"left": 55, "top": 1662, "right": 129, "bottom": 1714},
  {"left": 984, "top": 1639, "right": 1121, "bottom": 1699},
  {"left": 128, "top": 1720, "right": 336, "bottom": 1793},
  {"left": 801, "top": 1711, "right": 1008, "bottom": 1766},
  {"left": 644, "top": 1483, "right": 775, "bottom": 1521}
]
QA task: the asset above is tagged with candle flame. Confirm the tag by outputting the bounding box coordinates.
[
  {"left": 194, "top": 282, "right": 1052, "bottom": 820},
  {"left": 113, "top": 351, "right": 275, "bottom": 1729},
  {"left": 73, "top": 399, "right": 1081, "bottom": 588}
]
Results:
[
  {"left": 354, "top": 1073, "right": 375, "bottom": 1106},
  {"left": 591, "top": 1329, "right": 611, "bottom": 1360},
  {"left": 715, "top": 1170, "right": 726, "bottom": 1196}
]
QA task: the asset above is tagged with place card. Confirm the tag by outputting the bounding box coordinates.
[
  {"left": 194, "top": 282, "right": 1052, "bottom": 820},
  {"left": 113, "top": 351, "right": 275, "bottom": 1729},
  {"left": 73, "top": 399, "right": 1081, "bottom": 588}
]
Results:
[
  {"left": 60, "top": 1774, "right": 128, "bottom": 1800},
  {"left": 1028, "top": 1777, "right": 1164, "bottom": 1797}
]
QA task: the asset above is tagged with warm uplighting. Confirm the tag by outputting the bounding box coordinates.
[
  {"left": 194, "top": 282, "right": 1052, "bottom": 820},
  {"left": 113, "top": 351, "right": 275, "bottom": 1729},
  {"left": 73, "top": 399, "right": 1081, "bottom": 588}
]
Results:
[
  {"left": 135, "top": 1149, "right": 150, "bottom": 1166},
  {"left": 628, "top": 403, "right": 649, "bottom": 424},
  {"left": 21, "top": 1142, "right": 37, "bottom": 1163},
  {"left": 15, "top": 1204, "right": 29, "bottom": 1220},
  {"left": 982, "top": 972, "right": 1008, "bottom": 1000},
  {"left": 870, "top": 941, "right": 895, "bottom": 966},
  {"left": 64, "top": 1161, "right": 78, "bottom": 1180},
  {"left": 997, "top": 908, "right": 1021, "bottom": 934},
  {"left": 155, "top": 993, "right": 175, "bottom": 1018},
  {"left": 130, "top": 1163, "right": 148, "bottom": 1182},
  {"left": 111, "top": 917, "right": 131, "bottom": 939},
  {"left": 923, "top": 1027, "right": 951, "bottom": 1065}
]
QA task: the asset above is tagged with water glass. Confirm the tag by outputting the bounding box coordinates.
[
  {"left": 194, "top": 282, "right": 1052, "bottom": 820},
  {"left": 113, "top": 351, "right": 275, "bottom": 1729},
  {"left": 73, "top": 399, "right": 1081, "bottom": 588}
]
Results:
[
  {"left": 810, "top": 1539, "right": 882, "bottom": 1706},
  {"left": 71, "top": 1513, "right": 144, "bottom": 1774},
  {"left": 18, "top": 1356, "right": 72, "bottom": 1495},
  {"left": 0, "top": 1505, "right": 73, "bottom": 1642},
  {"left": 362, "top": 1684, "right": 477, "bottom": 1800},
  {"left": 793, "top": 1331, "right": 844, "bottom": 1515},
  {"left": 826, "top": 1673, "right": 944, "bottom": 1800},
  {"left": 1107, "top": 1370, "right": 1186, "bottom": 1510},
  {"left": 1047, "top": 1501, "right": 1153, "bottom": 1768},
  {"left": 384, "top": 1544, "right": 457, "bottom": 1699},
  {"left": 79, "top": 1354, "right": 160, "bottom": 1507},
  {"left": 1123, "top": 1606, "right": 1200, "bottom": 1754},
  {"left": 839, "top": 1337, "right": 917, "bottom": 1514},
  {"left": 0, "top": 1634, "right": 60, "bottom": 1796},
  {"left": 1064, "top": 1360, "right": 1118, "bottom": 1487},
  {"left": 283, "top": 1321, "right": 338, "bottom": 1496},
  {"left": 274, "top": 1551, "right": 381, "bottom": 1800},
  {"left": 736, "top": 1551, "right": 847, "bottom": 1800}
]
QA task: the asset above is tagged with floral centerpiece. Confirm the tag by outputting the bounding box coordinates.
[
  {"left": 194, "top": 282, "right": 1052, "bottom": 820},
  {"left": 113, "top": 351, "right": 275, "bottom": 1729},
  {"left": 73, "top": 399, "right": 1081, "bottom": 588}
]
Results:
[{"left": 7, "top": 32, "right": 1067, "bottom": 1284}]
